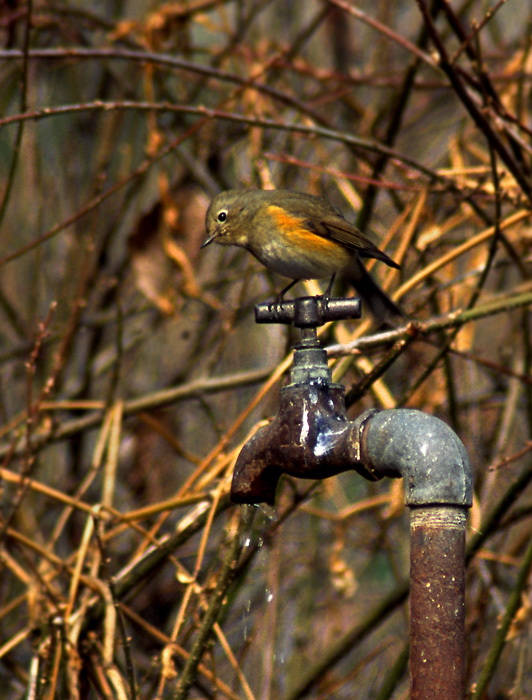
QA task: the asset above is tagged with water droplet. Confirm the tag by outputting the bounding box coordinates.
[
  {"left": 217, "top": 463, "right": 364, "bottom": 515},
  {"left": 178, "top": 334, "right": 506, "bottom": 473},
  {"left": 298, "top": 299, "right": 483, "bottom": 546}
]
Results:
[{"left": 258, "top": 504, "right": 277, "bottom": 520}]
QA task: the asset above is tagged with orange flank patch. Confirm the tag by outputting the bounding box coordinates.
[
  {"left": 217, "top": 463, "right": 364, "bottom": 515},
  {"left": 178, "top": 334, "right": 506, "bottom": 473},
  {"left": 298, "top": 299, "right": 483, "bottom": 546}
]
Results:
[{"left": 267, "top": 205, "right": 340, "bottom": 254}]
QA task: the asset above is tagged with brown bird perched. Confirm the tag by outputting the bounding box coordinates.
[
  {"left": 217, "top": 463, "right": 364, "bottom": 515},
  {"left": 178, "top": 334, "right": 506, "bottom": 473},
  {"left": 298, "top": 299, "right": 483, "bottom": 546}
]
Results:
[{"left": 202, "top": 189, "right": 401, "bottom": 321}]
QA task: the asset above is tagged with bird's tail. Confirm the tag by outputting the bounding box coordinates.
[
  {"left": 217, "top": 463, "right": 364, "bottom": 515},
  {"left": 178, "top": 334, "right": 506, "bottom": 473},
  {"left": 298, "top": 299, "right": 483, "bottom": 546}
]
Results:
[{"left": 347, "top": 258, "right": 402, "bottom": 324}]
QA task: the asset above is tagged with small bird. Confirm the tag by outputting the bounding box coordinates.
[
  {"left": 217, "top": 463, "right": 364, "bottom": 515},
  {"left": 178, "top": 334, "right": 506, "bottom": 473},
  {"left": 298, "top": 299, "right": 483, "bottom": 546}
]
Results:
[{"left": 202, "top": 189, "right": 401, "bottom": 321}]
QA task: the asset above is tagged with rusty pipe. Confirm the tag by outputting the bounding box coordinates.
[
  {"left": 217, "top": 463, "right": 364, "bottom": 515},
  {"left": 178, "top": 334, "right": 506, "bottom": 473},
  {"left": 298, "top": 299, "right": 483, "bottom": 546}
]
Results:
[
  {"left": 409, "top": 506, "right": 467, "bottom": 700},
  {"left": 356, "top": 409, "right": 471, "bottom": 698}
]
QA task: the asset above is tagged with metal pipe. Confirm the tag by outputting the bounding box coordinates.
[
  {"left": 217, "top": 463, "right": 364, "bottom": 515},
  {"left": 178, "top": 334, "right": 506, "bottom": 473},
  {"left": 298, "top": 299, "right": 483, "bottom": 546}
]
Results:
[
  {"left": 357, "top": 409, "right": 471, "bottom": 699},
  {"left": 409, "top": 506, "right": 467, "bottom": 700}
]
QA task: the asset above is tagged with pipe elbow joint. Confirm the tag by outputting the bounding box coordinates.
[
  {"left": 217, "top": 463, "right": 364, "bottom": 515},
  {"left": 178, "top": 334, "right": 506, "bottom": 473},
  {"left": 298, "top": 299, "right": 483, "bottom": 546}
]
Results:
[{"left": 356, "top": 408, "right": 473, "bottom": 507}]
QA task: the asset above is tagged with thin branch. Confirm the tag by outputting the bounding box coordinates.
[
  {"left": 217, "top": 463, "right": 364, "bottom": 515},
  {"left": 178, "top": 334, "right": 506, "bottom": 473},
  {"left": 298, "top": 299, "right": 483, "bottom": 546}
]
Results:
[
  {"left": 0, "top": 0, "right": 32, "bottom": 229},
  {"left": 173, "top": 505, "right": 255, "bottom": 700}
]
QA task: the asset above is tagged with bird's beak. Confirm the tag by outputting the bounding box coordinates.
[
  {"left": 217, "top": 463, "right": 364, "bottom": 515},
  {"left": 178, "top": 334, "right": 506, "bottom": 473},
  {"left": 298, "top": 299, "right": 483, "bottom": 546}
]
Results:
[{"left": 201, "top": 231, "right": 218, "bottom": 248}]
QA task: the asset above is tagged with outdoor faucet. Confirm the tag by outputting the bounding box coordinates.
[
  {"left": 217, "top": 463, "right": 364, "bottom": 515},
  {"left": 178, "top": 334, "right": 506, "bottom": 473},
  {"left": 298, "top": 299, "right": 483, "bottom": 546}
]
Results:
[
  {"left": 231, "top": 295, "right": 471, "bottom": 510},
  {"left": 231, "top": 296, "right": 379, "bottom": 504},
  {"left": 231, "top": 295, "right": 473, "bottom": 700}
]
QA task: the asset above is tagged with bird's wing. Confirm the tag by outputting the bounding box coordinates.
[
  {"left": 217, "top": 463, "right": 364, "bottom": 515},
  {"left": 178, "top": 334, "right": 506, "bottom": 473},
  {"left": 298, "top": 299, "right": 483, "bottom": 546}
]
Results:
[{"left": 303, "top": 215, "right": 400, "bottom": 269}]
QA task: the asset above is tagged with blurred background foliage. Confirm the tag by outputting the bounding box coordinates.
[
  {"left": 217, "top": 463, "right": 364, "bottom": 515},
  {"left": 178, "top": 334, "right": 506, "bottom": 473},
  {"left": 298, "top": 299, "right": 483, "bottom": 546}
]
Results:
[{"left": 1, "top": 0, "right": 532, "bottom": 698}]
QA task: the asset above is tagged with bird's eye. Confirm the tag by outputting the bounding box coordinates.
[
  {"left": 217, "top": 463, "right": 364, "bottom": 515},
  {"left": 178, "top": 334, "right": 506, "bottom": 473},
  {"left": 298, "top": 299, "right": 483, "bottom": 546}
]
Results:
[{"left": 217, "top": 210, "right": 228, "bottom": 223}]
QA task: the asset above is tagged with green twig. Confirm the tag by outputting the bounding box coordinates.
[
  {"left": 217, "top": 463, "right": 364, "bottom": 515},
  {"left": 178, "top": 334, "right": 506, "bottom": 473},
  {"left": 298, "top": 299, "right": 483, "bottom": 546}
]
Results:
[{"left": 471, "top": 533, "right": 532, "bottom": 699}]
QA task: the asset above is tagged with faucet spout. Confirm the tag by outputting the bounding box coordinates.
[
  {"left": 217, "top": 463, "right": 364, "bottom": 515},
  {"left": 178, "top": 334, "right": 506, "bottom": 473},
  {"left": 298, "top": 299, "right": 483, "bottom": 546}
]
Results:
[{"left": 231, "top": 380, "right": 378, "bottom": 504}]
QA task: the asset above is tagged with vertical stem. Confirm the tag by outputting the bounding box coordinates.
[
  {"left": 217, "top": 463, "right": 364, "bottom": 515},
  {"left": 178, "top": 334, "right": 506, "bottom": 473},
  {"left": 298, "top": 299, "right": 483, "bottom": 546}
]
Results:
[{"left": 410, "top": 506, "right": 467, "bottom": 700}]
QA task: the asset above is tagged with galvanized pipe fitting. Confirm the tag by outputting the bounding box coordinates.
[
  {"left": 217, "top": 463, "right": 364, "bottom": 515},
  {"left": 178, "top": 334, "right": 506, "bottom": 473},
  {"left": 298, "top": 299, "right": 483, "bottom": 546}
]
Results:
[{"left": 354, "top": 408, "right": 472, "bottom": 506}]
